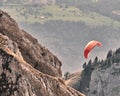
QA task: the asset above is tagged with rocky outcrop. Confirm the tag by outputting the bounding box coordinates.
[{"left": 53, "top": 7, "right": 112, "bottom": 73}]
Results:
[
  {"left": 0, "top": 9, "right": 62, "bottom": 77},
  {"left": 0, "top": 34, "right": 85, "bottom": 96},
  {"left": 66, "top": 49, "right": 120, "bottom": 96},
  {"left": 65, "top": 72, "right": 83, "bottom": 91},
  {"left": 65, "top": 61, "right": 93, "bottom": 95},
  {"left": 87, "top": 49, "right": 120, "bottom": 96}
]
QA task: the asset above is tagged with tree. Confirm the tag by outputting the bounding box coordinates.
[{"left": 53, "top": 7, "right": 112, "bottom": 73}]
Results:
[
  {"left": 88, "top": 60, "right": 92, "bottom": 67},
  {"left": 107, "top": 50, "right": 113, "bottom": 59},
  {"left": 115, "top": 48, "right": 120, "bottom": 55},
  {"left": 83, "top": 62, "right": 87, "bottom": 68},
  {"left": 93, "top": 56, "right": 98, "bottom": 65},
  {"left": 64, "top": 72, "right": 71, "bottom": 80}
]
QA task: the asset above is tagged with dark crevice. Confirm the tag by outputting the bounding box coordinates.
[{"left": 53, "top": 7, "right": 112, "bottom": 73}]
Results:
[{"left": 0, "top": 49, "right": 21, "bottom": 96}]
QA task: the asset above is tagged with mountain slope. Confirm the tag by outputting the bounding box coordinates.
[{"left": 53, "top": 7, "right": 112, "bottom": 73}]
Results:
[
  {"left": 56, "top": 0, "right": 120, "bottom": 21},
  {"left": 66, "top": 49, "right": 120, "bottom": 96},
  {"left": 0, "top": 9, "right": 85, "bottom": 96},
  {"left": 0, "top": 34, "right": 85, "bottom": 96},
  {"left": 0, "top": 9, "right": 62, "bottom": 77}
]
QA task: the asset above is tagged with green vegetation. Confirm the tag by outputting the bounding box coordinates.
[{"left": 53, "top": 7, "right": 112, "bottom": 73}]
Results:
[{"left": 1, "top": 4, "right": 120, "bottom": 27}]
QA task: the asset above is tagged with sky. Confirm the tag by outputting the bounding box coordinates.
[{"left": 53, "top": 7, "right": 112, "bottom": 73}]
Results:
[{"left": 19, "top": 23, "right": 120, "bottom": 73}]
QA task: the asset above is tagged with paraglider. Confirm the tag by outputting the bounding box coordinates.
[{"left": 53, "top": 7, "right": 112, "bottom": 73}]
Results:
[{"left": 84, "top": 40, "right": 102, "bottom": 59}]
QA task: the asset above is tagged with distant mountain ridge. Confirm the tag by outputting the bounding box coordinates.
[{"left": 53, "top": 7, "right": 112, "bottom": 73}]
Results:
[{"left": 0, "top": 0, "right": 49, "bottom": 5}]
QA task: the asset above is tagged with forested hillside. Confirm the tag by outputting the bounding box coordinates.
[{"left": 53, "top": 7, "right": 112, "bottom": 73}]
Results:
[
  {"left": 56, "top": 0, "right": 120, "bottom": 21},
  {"left": 0, "top": 0, "right": 49, "bottom": 5}
]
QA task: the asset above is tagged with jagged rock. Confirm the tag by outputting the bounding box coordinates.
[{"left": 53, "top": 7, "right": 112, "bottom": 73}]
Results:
[
  {"left": 0, "top": 9, "right": 62, "bottom": 77},
  {"left": 87, "top": 50, "right": 120, "bottom": 96},
  {"left": 66, "top": 60, "right": 93, "bottom": 95},
  {"left": 0, "top": 34, "right": 85, "bottom": 96},
  {"left": 66, "top": 49, "right": 120, "bottom": 96}
]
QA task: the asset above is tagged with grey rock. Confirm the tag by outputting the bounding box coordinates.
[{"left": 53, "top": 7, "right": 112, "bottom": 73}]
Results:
[{"left": 66, "top": 49, "right": 120, "bottom": 96}]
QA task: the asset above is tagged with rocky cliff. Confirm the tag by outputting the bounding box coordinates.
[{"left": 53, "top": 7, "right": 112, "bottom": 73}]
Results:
[
  {"left": 66, "top": 49, "right": 120, "bottom": 96},
  {"left": 0, "top": 10, "right": 85, "bottom": 96},
  {"left": 0, "top": 9, "right": 62, "bottom": 77}
]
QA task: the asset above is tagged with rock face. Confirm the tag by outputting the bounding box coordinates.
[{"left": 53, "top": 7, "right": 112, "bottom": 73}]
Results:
[
  {"left": 0, "top": 34, "right": 84, "bottom": 96},
  {"left": 66, "top": 60, "right": 93, "bottom": 95},
  {"left": 0, "top": 10, "right": 85, "bottom": 96},
  {"left": 66, "top": 49, "right": 120, "bottom": 96},
  {"left": 0, "top": 9, "right": 62, "bottom": 77},
  {"left": 65, "top": 72, "right": 83, "bottom": 91}
]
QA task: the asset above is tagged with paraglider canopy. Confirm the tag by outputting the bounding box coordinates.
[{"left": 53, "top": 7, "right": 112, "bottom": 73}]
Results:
[{"left": 84, "top": 40, "right": 102, "bottom": 59}]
